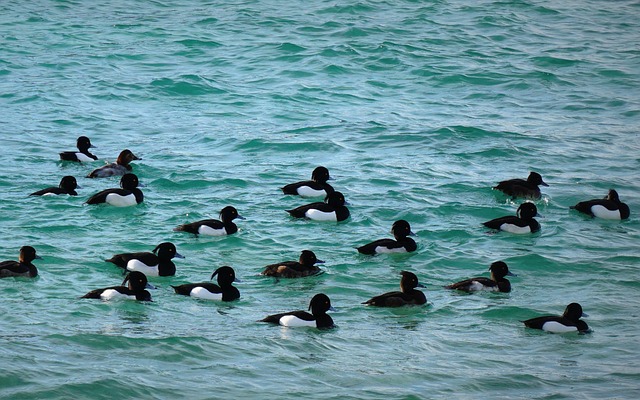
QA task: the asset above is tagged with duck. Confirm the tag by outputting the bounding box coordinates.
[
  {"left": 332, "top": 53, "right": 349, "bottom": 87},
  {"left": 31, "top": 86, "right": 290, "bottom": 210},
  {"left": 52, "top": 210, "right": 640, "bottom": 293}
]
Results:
[
  {"left": 0, "top": 246, "right": 41, "bottom": 278},
  {"left": 483, "top": 202, "right": 540, "bottom": 234},
  {"left": 87, "top": 149, "right": 140, "bottom": 178},
  {"left": 172, "top": 266, "right": 240, "bottom": 301},
  {"left": 493, "top": 171, "right": 548, "bottom": 199},
  {"left": 445, "top": 261, "right": 515, "bottom": 293},
  {"left": 570, "top": 189, "right": 630, "bottom": 220},
  {"left": 260, "top": 293, "right": 335, "bottom": 329},
  {"left": 59, "top": 136, "right": 98, "bottom": 162},
  {"left": 105, "top": 242, "right": 184, "bottom": 277},
  {"left": 522, "top": 303, "right": 590, "bottom": 333},
  {"left": 81, "top": 271, "right": 152, "bottom": 301},
  {"left": 86, "top": 173, "right": 143, "bottom": 207},
  {"left": 174, "top": 206, "right": 244, "bottom": 236},
  {"left": 281, "top": 166, "right": 335, "bottom": 198},
  {"left": 357, "top": 220, "right": 417, "bottom": 255},
  {"left": 261, "top": 250, "right": 324, "bottom": 278},
  {"left": 362, "top": 271, "right": 427, "bottom": 307},
  {"left": 286, "top": 191, "right": 350, "bottom": 222},
  {"left": 30, "top": 176, "right": 79, "bottom": 196}
]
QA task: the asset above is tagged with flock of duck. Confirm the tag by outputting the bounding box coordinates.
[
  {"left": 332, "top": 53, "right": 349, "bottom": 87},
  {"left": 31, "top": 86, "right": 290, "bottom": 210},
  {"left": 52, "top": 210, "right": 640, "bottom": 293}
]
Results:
[{"left": 1, "top": 136, "right": 632, "bottom": 332}]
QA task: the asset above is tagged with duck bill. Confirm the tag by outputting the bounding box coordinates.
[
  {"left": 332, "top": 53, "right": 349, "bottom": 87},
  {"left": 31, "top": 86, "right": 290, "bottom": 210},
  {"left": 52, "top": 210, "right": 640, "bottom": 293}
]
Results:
[{"left": 174, "top": 252, "right": 185, "bottom": 259}]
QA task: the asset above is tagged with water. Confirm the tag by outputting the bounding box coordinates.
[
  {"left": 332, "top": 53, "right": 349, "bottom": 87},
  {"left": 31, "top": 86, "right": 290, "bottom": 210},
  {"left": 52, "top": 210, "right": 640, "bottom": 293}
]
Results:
[{"left": 1, "top": 1, "right": 639, "bottom": 398}]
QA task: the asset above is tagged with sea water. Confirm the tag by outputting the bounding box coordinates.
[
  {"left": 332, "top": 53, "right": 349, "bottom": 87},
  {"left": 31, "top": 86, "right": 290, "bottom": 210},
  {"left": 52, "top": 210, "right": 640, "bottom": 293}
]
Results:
[{"left": 1, "top": 1, "right": 639, "bottom": 399}]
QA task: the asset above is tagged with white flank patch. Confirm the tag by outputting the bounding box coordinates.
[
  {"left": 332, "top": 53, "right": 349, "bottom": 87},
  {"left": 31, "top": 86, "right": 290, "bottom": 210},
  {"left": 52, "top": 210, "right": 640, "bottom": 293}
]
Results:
[
  {"left": 468, "top": 281, "right": 486, "bottom": 292},
  {"left": 43, "top": 192, "right": 58, "bottom": 197},
  {"left": 190, "top": 287, "right": 223, "bottom": 300},
  {"left": 297, "top": 187, "right": 326, "bottom": 198},
  {"left": 105, "top": 193, "right": 137, "bottom": 207},
  {"left": 100, "top": 289, "right": 134, "bottom": 301},
  {"left": 305, "top": 209, "right": 337, "bottom": 221},
  {"left": 126, "top": 259, "right": 159, "bottom": 276},
  {"left": 542, "top": 321, "right": 578, "bottom": 333},
  {"left": 500, "top": 223, "right": 531, "bottom": 234},
  {"left": 375, "top": 246, "right": 407, "bottom": 254},
  {"left": 591, "top": 205, "right": 621, "bottom": 220},
  {"left": 76, "top": 153, "right": 94, "bottom": 162},
  {"left": 279, "top": 315, "right": 316, "bottom": 327},
  {"left": 198, "top": 225, "right": 227, "bottom": 236}
]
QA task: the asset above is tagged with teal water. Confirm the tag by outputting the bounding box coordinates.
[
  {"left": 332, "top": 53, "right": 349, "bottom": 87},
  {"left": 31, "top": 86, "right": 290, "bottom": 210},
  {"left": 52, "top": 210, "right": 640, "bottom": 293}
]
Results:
[{"left": 1, "top": 1, "right": 640, "bottom": 398}]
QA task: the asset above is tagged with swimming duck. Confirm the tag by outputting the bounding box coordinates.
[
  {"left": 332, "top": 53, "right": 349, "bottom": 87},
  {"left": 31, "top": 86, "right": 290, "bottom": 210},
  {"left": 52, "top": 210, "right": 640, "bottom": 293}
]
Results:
[
  {"left": 493, "top": 172, "right": 548, "bottom": 199},
  {"left": 522, "top": 303, "right": 590, "bottom": 333},
  {"left": 286, "top": 191, "right": 350, "bottom": 222},
  {"left": 357, "top": 220, "right": 417, "bottom": 255},
  {"left": 172, "top": 266, "right": 240, "bottom": 301},
  {"left": 261, "top": 250, "right": 324, "bottom": 278},
  {"left": 30, "top": 176, "right": 79, "bottom": 196},
  {"left": 59, "top": 136, "right": 98, "bottom": 162},
  {"left": 174, "top": 206, "right": 244, "bottom": 236},
  {"left": 105, "top": 242, "right": 184, "bottom": 277},
  {"left": 281, "top": 166, "right": 335, "bottom": 198},
  {"left": 260, "top": 293, "right": 335, "bottom": 329},
  {"left": 570, "top": 189, "right": 630, "bottom": 220},
  {"left": 81, "top": 271, "right": 152, "bottom": 301},
  {"left": 87, "top": 149, "right": 140, "bottom": 178},
  {"left": 362, "top": 271, "right": 427, "bottom": 307},
  {"left": 445, "top": 261, "right": 515, "bottom": 293},
  {"left": 86, "top": 173, "right": 143, "bottom": 207},
  {"left": 0, "top": 246, "right": 42, "bottom": 278},
  {"left": 483, "top": 202, "right": 540, "bottom": 234}
]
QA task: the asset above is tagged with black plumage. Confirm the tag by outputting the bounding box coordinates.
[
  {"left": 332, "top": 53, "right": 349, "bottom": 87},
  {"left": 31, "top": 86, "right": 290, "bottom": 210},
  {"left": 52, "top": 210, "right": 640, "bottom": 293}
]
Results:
[
  {"left": 0, "top": 246, "right": 41, "bottom": 278},
  {"left": 261, "top": 250, "right": 324, "bottom": 278},
  {"left": 445, "top": 261, "right": 515, "bottom": 293},
  {"left": 493, "top": 171, "right": 548, "bottom": 199},
  {"left": 172, "top": 266, "right": 240, "bottom": 301},
  {"left": 363, "top": 271, "right": 427, "bottom": 307},
  {"left": 30, "top": 176, "right": 79, "bottom": 196},
  {"left": 174, "top": 206, "right": 244, "bottom": 236},
  {"left": 357, "top": 220, "right": 417, "bottom": 255},
  {"left": 59, "top": 136, "right": 98, "bottom": 162},
  {"left": 286, "top": 191, "right": 350, "bottom": 221},
  {"left": 281, "top": 166, "right": 335, "bottom": 197}
]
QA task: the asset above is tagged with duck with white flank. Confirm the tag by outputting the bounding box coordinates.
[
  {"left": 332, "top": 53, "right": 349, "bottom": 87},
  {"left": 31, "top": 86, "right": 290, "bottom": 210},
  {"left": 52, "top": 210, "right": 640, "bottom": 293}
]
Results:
[
  {"left": 357, "top": 220, "right": 417, "bottom": 255},
  {"left": 571, "top": 189, "right": 630, "bottom": 220},
  {"left": 260, "top": 293, "right": 335, "bottom": 329},
  {"left": 281, "top": 166, "right": 335, "bottom": 198},
  {"left": 174, "top": 206, "right": 244, "bottom": 236},
  {"left": 105, "top": 242, "right": 184, "bottom": 277},
  {"left": 172, "top": 266, "right": 240, "bottom": 301},
  {"left": 483, "top": 202, "right": 540, "bottom": 234},
  {"left": 286, "top": 191, "right": 350, "bottom": 222},
  {"left": 59, "top": 136, "right": 98, "bottom": 162},
  {"left": 445, "top": 261, "right": 515, "bottom": 293},
  {"left": 81, "top": 271, "right": 152, "bottom": 301}
]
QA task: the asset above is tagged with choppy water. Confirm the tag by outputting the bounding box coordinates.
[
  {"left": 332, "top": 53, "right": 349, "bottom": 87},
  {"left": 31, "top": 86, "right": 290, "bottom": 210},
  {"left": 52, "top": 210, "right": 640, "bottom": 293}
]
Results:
[{"left": 1, "top": 1, "right": 640, "bottom": 399}]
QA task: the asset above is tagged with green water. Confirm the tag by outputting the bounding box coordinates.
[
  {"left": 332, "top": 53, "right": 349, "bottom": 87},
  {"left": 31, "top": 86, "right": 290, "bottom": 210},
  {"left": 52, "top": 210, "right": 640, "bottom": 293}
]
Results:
[{"left": 1, "top": 1, "right": 639, "bottom": 399}]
